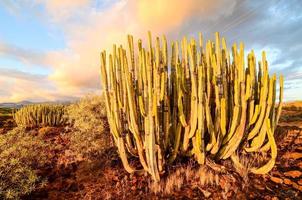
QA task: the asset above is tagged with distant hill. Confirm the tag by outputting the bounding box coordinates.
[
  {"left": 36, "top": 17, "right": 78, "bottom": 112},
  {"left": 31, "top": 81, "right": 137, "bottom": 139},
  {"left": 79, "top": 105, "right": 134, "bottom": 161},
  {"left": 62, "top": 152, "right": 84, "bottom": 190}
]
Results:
[{"left": 0, "top": 100, "right": 74, "bottom": 108}]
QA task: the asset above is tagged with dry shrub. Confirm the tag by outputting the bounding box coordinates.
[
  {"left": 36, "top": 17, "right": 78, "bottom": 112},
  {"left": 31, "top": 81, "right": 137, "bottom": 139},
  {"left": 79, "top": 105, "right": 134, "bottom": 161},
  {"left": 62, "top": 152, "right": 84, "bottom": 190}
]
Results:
[
  {"left": 149, "top": 164, "right": 221, "bottom": 195},
  {"left": 66, "top": 95, "right": 112, "bottom": 160},
  {"left": 231, "top": 152, "right": 269, "bottom": 187},
  {"left": 0, "top": 127, "right": 50, "bottom": 199}
]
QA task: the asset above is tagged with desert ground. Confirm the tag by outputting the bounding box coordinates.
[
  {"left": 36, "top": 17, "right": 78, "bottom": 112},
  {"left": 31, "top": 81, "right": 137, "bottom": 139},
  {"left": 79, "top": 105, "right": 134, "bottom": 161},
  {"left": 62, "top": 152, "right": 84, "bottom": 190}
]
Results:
[{"left": 0, "top": 101, "right": 301, "bottom": 200}]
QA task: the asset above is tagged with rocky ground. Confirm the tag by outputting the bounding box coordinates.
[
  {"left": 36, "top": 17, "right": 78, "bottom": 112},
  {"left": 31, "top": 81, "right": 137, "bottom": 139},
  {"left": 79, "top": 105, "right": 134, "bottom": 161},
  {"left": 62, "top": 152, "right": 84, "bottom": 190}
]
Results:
[
  {"left": 245, "top": 106, "right": 302, "bottom": 199},
  {"left": 1, "top": 105, "right": 301, "bottom": 199}
]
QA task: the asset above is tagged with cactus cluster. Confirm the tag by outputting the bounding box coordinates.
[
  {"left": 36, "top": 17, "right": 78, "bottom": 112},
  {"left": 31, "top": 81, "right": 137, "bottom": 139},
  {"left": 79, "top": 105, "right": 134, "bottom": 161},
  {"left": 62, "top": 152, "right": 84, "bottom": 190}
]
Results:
[
  {"left": 100, "top": 32, "right": 284, "bottom": 181},
  {"left": 13, "top": 104, "right": 67, "bottom": 128}
]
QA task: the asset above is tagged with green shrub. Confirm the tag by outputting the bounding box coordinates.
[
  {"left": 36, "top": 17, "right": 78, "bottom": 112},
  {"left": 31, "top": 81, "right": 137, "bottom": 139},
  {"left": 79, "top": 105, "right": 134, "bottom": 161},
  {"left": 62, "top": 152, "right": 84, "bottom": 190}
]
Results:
[
  {"left": 66, "top": 95, "right": 112, "bottom": 160},
  {"left": 13, "top": 104, "right": 67, "bottom": 128},
  {"left": 0, "top": 128, "right": 49, "bottom": 199},
  {"left": 0, "top": 107, "right": 13, "bottom": 116}
]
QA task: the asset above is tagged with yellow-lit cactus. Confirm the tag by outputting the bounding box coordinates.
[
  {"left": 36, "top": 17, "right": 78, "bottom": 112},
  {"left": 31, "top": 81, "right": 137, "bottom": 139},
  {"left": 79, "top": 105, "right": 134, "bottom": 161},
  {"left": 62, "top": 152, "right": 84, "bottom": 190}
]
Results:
[
  {"left": 13, "top": 104, "right": 67, "bottom": 128},
  {"left": 100, "top": 31, "right": 284, "bottom": 181}
]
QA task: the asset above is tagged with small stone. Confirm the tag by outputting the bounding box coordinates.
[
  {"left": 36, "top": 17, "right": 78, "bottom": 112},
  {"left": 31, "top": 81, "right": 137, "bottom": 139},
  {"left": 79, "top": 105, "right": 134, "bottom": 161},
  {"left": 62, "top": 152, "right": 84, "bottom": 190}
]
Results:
[
  {"left": 271, "top": 171, "right": 283, "bottom": 177},
  {"left": 199, "top": 188, "right": 211, "bottom": 198},
  {"left": 132, "top": 178, "right": 137, "bottom": 184},
  {"left": 254, "top": 184, "right": 265, "bottom": 190},
  {"left": 284, "top": 170, "right": 302, "bottom": 178},
  {"left": 68, "top": 183, "right": 78, "bottom": 192},
  {"left": 292, "top": 182, "right": 302, "bottom": 191},
  {"left": 294, "top": 138, "right": 302, "bottom": 145},
  {"left": 116, "top": 182, "right": 121, "bottom": 187},
  {"left": 283, "top": 152, "right": 302, "bottom": 160},
  {"left": 219, "top": 178, "right": 227, "bottom": 188},
  {"left": 284, "top": 178, "right": 293, "bottom": 185},
  {"left": 113, "top": 176, "right": 119, "bottom": 181},
  {"left": 79, "top": 184, "right": 84, "bottom": 190},
  {"left": 270, "top": 176, "right": 283, "bottom": 184}
]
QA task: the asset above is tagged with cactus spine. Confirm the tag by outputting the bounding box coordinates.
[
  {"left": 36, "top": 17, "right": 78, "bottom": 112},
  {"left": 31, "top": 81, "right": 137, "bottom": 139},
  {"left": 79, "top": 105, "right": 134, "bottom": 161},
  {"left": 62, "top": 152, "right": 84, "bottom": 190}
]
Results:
[{"left": 100, "top": 32, "right": 284, "bottom": 181}]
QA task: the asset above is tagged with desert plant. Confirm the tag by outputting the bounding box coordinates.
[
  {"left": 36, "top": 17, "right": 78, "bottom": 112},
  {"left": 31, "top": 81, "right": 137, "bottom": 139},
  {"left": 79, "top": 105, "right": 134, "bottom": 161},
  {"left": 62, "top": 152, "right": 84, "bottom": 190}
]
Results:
[
  {"left": 0, "top": 127, "right": 49, "bottom": 199},
  {"left": 66, "top": 95, "right": 112, "bottom": 159},
  {"left": 13, "top": 104, "right": 67, "bottom": 128},
  {"left": 100, "top": 32, "right": 284, "bottom": 181}
]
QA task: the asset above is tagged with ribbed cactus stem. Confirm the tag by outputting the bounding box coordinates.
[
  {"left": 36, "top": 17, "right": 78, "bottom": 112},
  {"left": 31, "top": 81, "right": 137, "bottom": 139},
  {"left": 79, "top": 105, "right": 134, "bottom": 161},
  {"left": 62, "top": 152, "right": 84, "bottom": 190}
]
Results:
[{"left": 100, "top": 31, "right": 284, "bottom": 181}]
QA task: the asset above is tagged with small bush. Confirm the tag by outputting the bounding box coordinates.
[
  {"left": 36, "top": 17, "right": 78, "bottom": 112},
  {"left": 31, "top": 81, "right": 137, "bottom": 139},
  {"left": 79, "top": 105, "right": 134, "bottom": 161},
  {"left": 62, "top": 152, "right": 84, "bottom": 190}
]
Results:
[
  {"left": 13, "top": 104, "right": 67, "bottom": 128},
  {"left": 66, "top": 95, "right": 112, "bottom": 160},
  {"left": 0, "top": 127, "right": 49, "bottom": 199}
]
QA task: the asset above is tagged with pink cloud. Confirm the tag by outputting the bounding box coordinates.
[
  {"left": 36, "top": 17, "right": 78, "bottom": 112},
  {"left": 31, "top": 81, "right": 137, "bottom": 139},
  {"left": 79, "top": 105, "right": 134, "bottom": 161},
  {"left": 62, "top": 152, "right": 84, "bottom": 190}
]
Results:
[{"left": 47, "top": 0, "right": 236, "bottom": 92}]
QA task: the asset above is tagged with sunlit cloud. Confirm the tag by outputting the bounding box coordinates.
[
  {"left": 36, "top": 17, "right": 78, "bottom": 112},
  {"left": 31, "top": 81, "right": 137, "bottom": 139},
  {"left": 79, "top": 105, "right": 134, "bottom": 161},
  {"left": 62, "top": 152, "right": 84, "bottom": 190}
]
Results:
[
  {"left": 46, "top": 0, "right": 236, "bottom": 92},
  {"left": 0, "top": 68, "right": 85, "bottom": 102},
  {"left": 44, "top": 0, "right": 91, "bottom": 20},
  {"left": 0, "top": 0, "right": 301, "bottom": 102}
]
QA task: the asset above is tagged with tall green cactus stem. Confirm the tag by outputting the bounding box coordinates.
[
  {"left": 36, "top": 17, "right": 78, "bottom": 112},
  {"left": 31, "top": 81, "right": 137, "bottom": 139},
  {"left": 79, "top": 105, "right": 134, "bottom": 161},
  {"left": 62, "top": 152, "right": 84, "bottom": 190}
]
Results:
[{"left": 100, "top": 32, "right": 284, "bottom": 181}]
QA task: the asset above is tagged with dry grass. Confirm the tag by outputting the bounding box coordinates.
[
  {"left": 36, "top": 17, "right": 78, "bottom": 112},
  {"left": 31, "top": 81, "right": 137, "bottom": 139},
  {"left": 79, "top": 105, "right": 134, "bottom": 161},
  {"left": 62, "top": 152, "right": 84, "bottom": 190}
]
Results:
[
  {"left": 149, "top": 154, "right": 271, "bottom": 196},
  {"left": 282, "top": 101, "right": 302, "bottom": 111},
  {"left": 66, "top": 95, "right": 112, "bottom": 160},
  {"left": 149, "top": 163, "right": 223, "bottom": 195}
]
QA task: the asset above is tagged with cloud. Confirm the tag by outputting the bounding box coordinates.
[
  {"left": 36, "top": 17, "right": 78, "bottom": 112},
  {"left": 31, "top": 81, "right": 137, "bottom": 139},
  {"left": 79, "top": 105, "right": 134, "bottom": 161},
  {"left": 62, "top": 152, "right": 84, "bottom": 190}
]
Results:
[
  {"left": 0, "top": 68, "right": 51, "bottom": 102},
  {"left": 0, "top": 67, "right": 84, "bottom": 102},
  {"left": 1, "top": 0, "right": 302, "bottom": 102},
  {"left": 0, "top": 0, "right": 91, "bottom": 20},
  {"left": 173, "top": 0, "right": 302, "bottom": 101},
  {"left": 133, "top": 0, "right": 236, "bottom": 33},
  {"left": 0, "top": 68, "right": 46, "bottom": 82},
  {"left": 282, "top": 79, "right": 302, "bottom": 101},
  {"left": 0, "top": 41, "right": 48, "bottom": 67},
  {"left": 43, "top": 0, "right": 91, "bottom": 21},
  {"left": 46, "top": 0, "right": 237, "bottom": 91}
]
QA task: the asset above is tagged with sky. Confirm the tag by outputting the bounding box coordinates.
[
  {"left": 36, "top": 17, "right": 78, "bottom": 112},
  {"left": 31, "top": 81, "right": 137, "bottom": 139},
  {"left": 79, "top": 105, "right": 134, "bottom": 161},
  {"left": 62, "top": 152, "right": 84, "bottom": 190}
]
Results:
[{"left": 0, "top": 0, "right": 301, "bottom": 103}]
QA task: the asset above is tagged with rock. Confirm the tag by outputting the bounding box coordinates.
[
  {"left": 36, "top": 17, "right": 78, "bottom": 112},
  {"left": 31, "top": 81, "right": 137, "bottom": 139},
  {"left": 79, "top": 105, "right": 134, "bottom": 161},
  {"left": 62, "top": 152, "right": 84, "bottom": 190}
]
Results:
[
  {"left": 219, "top": 177, "right": 227, "bottom": 188},
  {"left": 79, "top": 183, "right": 85, "bottom": 190},
  {"left": 284, "top": 178, "right": 293, "bottom": 185},
  {"left": 199, "top": 188, "right": 211, "bottom": 198},
  {"left": 294, "top": 138, "right": 302, "bottom": 145},
  {"left": 270, "top": 176, "right": 283, "bottom": 184},
  {"left": 68, "top": 182, "right": 79, "bottom": 192},
  {"left": 297, "top": 146, "right": 302, "bottom": 151},
  {"left": 284, "top": 170, "right": 302, "bottom": 178},
  {"left": 292, "top": 182, "right": 302, "bottom": 191},
  {"left": 113, "top": 175, "right": 119, "bottom": 181},
  {"left": 271, "top": 171, "right": 283, "bottom": 177},
  {"left": 254, "top": 183, "right": 265, "bottom": 190},
  {"left": 116, "top": 182, "right": 120, "bottom": 187},
  {"left": 282, "top": 152, "right": 302, "bottom": 160}
]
